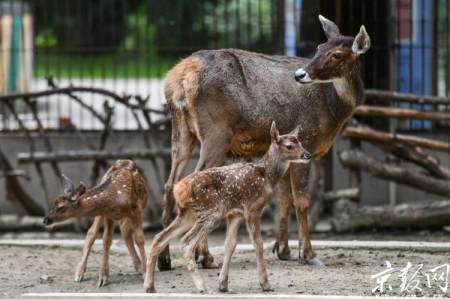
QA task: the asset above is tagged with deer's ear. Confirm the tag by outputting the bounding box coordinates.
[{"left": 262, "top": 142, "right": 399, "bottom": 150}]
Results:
[
  {"left": 352, "top": 25, "right": 371, "bottom": 55},
  {"left": 319, "top": 15, "right": 340, "bottom": 39},
  {"left": 270, "top": 121, "right": 280, "bottom": 143},
  {"left": 62, "top": 174, "right": 75, "bottom": 195},
  {"left": 289, "top": 126, "right": 300, "bottom": 137}
]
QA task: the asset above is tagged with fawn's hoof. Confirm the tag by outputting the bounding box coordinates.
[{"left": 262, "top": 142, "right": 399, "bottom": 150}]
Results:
[
  {"left": 272, "top": 241, "right": 291, "bottom": 261},
  {"left": 157, "top": 254, "right": 172, "bottom": 272},
  {"left": 261, "top": 283, "right": 274, "bottom": 292},
  {"left": 200, "top": 254, "right": 218, "bottom": 269},
  {"left": 218, "top": 281, "right": 228, "bottom": 292},
  {"left": 144, "top": 285, "right": 156, "bottom": 293},
  {"left": 74, "top": 264, "right": 86, "bottom": 282},
  {"left": 97, "top": 275, "right": 108, "bottom": 287}
]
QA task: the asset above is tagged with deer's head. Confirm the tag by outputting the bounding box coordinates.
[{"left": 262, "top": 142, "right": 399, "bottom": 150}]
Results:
[
  {"left": 43, "top": 174, "right": 86, "bottom": 226},
  {"left": 270, "top": 122, "right": 311, "bottom": 164},
  {"left": 294, "top": 15, "right": 370, "bottom": 84}
]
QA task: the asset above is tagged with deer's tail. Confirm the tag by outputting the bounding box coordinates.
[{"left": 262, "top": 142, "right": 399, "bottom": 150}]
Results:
[{"left": 173, "top": 177, "right": 194, "bottom": 209}]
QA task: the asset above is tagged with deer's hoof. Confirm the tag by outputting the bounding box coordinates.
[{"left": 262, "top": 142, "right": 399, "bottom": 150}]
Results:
[
  {"left": 74, "top": 275, "right": 83, "bottom": 283},
  {"left": 261, "top": 283, "right": 274, "bottom": 292},
  {"left": 97, "top": 276, "right": 108, "bottom": 287},
  {"left": 218, "top": 281, "right": 228, "bottom": 292},
  {"left": 157, "top": 254, "right": 172, "bottom": 272},
  {"left": 201, "top": 254, "right": 218, "bottom": 269},
  {"left": 273, "top": 242, "right": 291, "bottom": 261},
  {"left": 145, "top": 285, "right": 156, "bottom": 293}
]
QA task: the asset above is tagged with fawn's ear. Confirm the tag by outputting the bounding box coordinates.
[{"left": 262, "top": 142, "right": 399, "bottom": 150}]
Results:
[
  {"left": 72, "top": 182, "right": 86, "bottom": 200},
  {"left": 270, "top": 121, "right": 280, "bottom": 143},
  {"left": 319, "top": 15, "right": 340, "bottom": 39},
  {"left": 352, "top": 25, "right": 371, "bottom": 55},
  {"left": 62, "top": 174, "right": 75, "bottom": 195}
]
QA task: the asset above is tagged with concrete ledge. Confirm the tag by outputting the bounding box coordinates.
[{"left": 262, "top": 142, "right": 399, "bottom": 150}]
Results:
[
  {"left": 20, "top": 294, "right": 438, "bottom": 299},
  {"left": 2, "top": 239, "right": 450, "bottom": 254}
]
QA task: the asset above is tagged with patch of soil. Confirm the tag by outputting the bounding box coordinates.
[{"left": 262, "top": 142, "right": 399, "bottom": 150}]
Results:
[{"left": 1, "top": 244, "right": 450, "bottom": 298}]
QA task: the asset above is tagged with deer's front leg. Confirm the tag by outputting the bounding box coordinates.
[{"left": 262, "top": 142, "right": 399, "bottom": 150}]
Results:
[
  {"left": 273, "top": 173, "right": 292, "bottom": 261},
  {"left": 245, "top": 212, "right": 273, "bottom": 292},
  {"left": 98, "top": 218, "right": 114, "bottom": 287},
  {"left": 218, "top": 214, "right": 242, "bottom": 292},
  {"left": 290, "top": 162, "right": 317, "bottom": 263},
  {"left": 75, "top": 216, "right": 102, "bottom": 282}
]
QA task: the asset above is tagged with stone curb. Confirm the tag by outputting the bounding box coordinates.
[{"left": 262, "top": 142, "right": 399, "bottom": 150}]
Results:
[
  {"left": 20, "top": 294, "right": 437, "bottom": 299},
  {"left": 2, "top": 239, "right": 450, "bottom": 255}
]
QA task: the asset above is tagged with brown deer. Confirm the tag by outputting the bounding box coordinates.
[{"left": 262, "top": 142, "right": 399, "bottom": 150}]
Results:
[
  {"left": 144, "top": 122, "right": 311, "bottom": 293},
  {"left": 159, "top": 14, "right": 370, "bottom": 270},
  {"left": 43, "top": 159, "right": 149, "bottom": 287}
]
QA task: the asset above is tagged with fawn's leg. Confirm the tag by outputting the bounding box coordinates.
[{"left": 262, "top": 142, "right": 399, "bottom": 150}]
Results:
[
  {"left": 144, "top": 215, "right": 193, "bottom": 293},
  {"left": 218, "top": 214, "right": 243, "bottom": 292},
  {"left": 119, "top": 218, "right": 142, "bottom": 274},
  {"left": 245, "top": 212, "right": 272, "bottom": 292},
  {"left": 273, "top": 173, "right": 293, "bottom": 260},
  {"left": 132, "top": 211, "right": 147, "bottom": 274},
  {"left": 98, "top": 218, "right": 114, "bottom": 287},
  {"left": 182, "top": 214, "right": 221, "bottom": 293},
  {"left": 193, "top": 128, "right": 233, "bottom": 269},
  {"left": 74, "top": 216, "right": 102, "bottom": 282},
  {"left": 159, "top": 113, "right": 196, "bottom": 271}
]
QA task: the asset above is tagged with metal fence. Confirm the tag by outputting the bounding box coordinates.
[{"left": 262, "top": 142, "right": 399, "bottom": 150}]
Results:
[{"left": 1, "top": 0, "right": 450, "bottom": 131}]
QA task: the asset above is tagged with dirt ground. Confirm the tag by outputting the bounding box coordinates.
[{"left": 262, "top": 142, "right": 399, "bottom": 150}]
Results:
[{"left": 1, "top": 232, "right": 450, "bottom": 299}]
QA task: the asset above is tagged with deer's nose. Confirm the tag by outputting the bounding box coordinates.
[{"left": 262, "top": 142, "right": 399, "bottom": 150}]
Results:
[
  {"left": 43, "top": 217, "right": 53, "bottom": 226},
  {"left": 294, "top": 68, "right": 312, "bottom": 83}
]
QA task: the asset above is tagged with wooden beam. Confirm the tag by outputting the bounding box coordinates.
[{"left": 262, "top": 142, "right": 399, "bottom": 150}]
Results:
[
  {"left": 344, "top": 126, "right": 450, "bottom": 153},
  {"left": 17, "top": 149, "right": 173, "bottom": 164},
  {"left": 339, "top": 149, "right": 450, "bottom": 198},
  {"left": 354, "top": 105, "right": 450, "bottom": 122},
  {"left": 323, "top": 188, "right": 360, "bottom": 201},
  {"left": 365, "top": 89, "right": 450, "bottom": 105}
]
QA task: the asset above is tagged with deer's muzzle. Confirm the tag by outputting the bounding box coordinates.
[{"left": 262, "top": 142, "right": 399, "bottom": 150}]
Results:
[{"left": 43, "top": 216, "right": 54, "bottom": 226}]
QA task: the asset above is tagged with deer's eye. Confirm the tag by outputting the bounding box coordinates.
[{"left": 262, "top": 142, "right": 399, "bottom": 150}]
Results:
[{"left": 332, "top": 52, "right": 343, "bottom": 60}]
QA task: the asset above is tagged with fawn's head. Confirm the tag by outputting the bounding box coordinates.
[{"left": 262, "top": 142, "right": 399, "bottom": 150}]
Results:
[
  {"left": 270, "top": 122, "right": 311, "bottom": 164},
  {"left": 43, "top": 174, "right": 86, "bottom": 226},
  {"left": 294, "top": 15, "right": 370, "bottom": 84}
]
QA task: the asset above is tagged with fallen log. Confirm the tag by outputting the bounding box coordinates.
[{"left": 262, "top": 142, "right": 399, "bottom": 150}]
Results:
[
  {"left": 17, "top": 148, "right": 174, "bottom": 164},
  {"left": 339, "top": 149, "right": 450, "bottom": 198},
  {"left": 332, "top": 198, "right": 450, "bottom": 232},
  {"left": 354, "top": 105, "right": 450, "bottom": 122},
  {"left": 365, "top": 89, "right": 450, "bottom": 105},
  {"left": 344, "top": 126, "right": 450, "bottom": 153},
  {"left": 344, "top": 126, "right": 450, "bottom": 179}
]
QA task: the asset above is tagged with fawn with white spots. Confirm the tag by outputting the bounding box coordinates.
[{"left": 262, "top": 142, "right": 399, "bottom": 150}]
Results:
[
  {"left": 43, "top": 159, "right": 149, "bottom": 287},
  {"left": 143, "top": 122, "right": 311, "bottom": 293}
]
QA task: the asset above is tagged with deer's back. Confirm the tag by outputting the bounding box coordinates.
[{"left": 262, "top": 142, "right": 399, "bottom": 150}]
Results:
[
  {"left": 174, "top": 162, "right": 267, "bottom": 213},
  {"left": 166, "top": 49, "right": 355, "bottom": 158}
]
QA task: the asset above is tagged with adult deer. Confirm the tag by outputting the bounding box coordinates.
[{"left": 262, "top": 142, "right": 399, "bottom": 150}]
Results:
[{"left": 159, "top": 15, "right": 370, "bottom": 270}]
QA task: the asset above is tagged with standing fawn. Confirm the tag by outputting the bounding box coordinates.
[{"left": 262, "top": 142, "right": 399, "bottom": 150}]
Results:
[
  {"left": 144, "top": 122, "right": 311, "bottom": 293},
  {"left": 43, "top": 159, "right": 149, "bottom": 287}
]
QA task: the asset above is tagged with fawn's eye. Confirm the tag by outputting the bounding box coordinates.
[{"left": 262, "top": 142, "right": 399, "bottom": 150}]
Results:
[{"left": 332, "top": 52, "right": 343, "bottom": 60}]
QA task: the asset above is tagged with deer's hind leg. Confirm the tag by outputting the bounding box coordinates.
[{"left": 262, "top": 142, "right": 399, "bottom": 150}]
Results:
[
  {"left": 144, "top": 214, "right": 194, "bottom": 293},
  {"left": 98, "top": 218, "right": 115, "bottom": 287},
  {"left": 273, "top": 173, "right": 293, "bottom": 261},
  {"left": 159, "top": 112, "right": 197, "bottom": 271},
  {"left": 182, "top": 213, "right": 222, "bottom": 293},
  {"left": 75, "top": 216, "right": 102, "bottom": 282},
  {"left": 119, "top": 217, "right": 142, "bottom": 274},
  {"left": 132, "top": 211, "right": 146, "bottom": 274},
  {"left": 194, "top": 126, "right": 234, "bottom": 269}
]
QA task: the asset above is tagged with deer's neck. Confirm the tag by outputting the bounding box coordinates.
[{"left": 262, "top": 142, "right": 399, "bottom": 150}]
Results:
[
  {"left": 332, "top": 62, "right": 364, "bottom": 107},
  {"left": 262, "top": 145, "right": 290, "bottom": 185}
]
